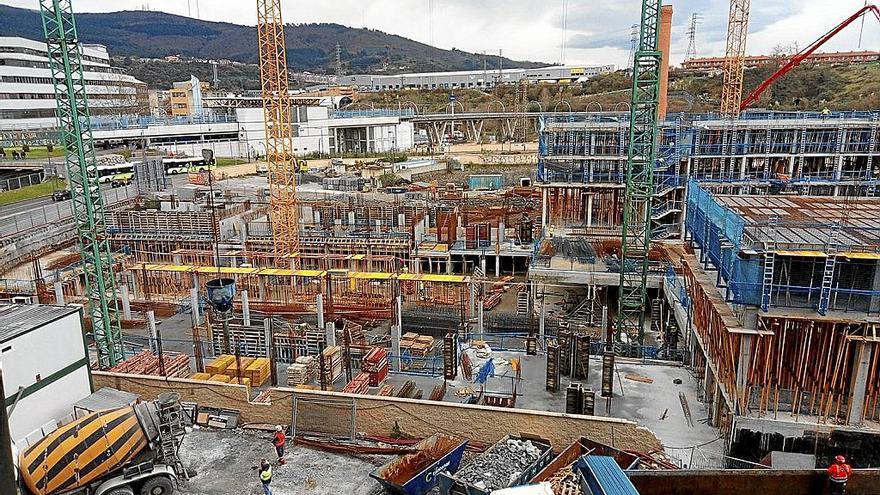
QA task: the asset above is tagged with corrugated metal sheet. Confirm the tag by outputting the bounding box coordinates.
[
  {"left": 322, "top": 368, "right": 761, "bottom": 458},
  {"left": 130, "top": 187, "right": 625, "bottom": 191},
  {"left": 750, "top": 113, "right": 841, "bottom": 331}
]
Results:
[
  {"left": 578, "top": 456, "right": 639, "bottom": 495},
  {"left": 0, "top": 304, "right": 79, "bottom": 343}
]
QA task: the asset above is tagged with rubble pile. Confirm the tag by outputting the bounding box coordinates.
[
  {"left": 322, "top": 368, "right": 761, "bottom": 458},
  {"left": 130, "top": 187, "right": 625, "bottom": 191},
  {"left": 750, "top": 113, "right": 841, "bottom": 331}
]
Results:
[{"left": 454, "top": 438, "right": 543, "bottom": 491}]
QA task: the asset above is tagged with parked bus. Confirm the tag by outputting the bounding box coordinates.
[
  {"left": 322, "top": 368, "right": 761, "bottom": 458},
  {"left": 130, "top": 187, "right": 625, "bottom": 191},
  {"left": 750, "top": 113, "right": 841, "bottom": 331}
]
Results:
[
  {"left": 163, "top": 156, "right": 216, "bottom": 175},
  {"left": 96, "top": 162, "right": 135, "bottom": 185}
]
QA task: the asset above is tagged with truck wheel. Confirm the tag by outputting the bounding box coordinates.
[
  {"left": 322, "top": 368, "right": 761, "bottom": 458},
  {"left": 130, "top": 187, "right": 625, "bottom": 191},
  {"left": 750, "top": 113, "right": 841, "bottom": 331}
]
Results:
[
  {"left": 141, "top": 476, "right": 174, "bottom": 495},
  {"left": 106, "top": 487, "right": 134, "bottom": 495}
]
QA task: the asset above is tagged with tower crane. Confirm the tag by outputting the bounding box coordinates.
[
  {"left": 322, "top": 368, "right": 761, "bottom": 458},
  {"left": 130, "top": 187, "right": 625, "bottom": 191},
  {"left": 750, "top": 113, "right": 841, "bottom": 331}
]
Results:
[
  {"left": 256, "top": 0, "right": 300, "bottom": 263},
  {"left": 741, "top": 4, "right": 880, "bottom": 111},
  {"left": 720, "top": 0, "right": 750, "bottom": 116},
  {"left": 39, "top": 0, "right": 124, "bottom": 368},
  {"left": 617, "top": 0, "right": 663, "bottom": 344}
]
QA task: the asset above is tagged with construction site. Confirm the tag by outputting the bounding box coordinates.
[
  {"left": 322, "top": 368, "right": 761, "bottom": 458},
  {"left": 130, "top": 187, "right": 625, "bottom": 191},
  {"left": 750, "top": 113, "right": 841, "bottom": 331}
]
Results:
[{"left": 3, "top": 0, "right": 880, "bottom": 494}]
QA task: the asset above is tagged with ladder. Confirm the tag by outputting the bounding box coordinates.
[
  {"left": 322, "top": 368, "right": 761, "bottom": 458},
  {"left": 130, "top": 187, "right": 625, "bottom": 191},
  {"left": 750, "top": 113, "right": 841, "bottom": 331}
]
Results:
[
  {"left": 761, "top": 218, "right": 778, "bottom": 313},
  {"left": 818, "top": 223, "right": 841, "bottom": 316},
  {"left": 650, "top": 298, "right": 663, "bottom": 336},
  {"left": 156, "top": 398, "right": 188, "bottom": 479}
]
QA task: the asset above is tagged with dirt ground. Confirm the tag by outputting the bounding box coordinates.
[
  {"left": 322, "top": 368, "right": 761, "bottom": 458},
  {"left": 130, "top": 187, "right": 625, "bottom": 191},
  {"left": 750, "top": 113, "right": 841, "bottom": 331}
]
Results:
[{"left": 176, "top": 428, "right": 387, "bottom": 495}]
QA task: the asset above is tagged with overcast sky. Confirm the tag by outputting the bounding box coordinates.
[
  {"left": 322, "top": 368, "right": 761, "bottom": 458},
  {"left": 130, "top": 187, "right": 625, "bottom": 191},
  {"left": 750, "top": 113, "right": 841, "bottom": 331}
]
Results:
[{"left": 5, "top": 0, "right": 879, "bottom": 68}]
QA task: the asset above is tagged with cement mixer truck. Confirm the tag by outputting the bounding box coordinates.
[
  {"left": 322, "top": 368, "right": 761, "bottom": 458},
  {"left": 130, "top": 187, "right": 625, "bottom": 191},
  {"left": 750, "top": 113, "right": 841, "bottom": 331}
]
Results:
[{"left": 15, "top": 392, "right": 188, "bottom": 495}]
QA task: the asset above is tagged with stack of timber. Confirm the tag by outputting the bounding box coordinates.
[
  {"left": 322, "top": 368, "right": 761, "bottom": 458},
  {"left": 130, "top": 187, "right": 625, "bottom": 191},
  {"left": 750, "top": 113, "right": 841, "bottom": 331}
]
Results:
[
  {"left": 342, "top": 373, "right": 371, "bottom": 394},
  {"left": 109, "top": 350, "right": 191, "bottom": 378},
  {"left": 377, "top": 384, "right": 395, "bottom": 396},
  {"left": 286, "top": 356, "right": 316, "bottom": 386},
  {"left": 400, "top": 334, "right": 435, "bottom": 357}
]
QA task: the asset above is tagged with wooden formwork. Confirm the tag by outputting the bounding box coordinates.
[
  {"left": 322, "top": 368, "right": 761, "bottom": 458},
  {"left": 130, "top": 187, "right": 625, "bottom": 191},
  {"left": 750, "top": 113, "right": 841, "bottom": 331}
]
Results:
[{"left": 685, "top": 254, "right": 880, "bottom": 426}]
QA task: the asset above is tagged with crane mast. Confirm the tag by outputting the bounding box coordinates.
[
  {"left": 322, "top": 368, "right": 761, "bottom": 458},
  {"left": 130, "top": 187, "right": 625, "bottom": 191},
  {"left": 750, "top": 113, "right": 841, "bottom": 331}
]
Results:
[
  {"left": 257, "top": 0, "right": 300, "bottom": 262},
  {"left": 39, "top": 0, "right": 124, "bottom": 368},
  {"left": 618, "top": 0, "right": 662, "bottom": 344},
  {"left": 720, "top": 0, "right": 750, "bottom": 116}
]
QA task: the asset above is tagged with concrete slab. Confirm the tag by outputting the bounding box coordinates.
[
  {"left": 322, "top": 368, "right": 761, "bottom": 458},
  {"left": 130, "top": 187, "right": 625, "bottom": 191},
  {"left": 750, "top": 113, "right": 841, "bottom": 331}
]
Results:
[{"left": 176, "top": 428, "right": 386, "bottom": 495}]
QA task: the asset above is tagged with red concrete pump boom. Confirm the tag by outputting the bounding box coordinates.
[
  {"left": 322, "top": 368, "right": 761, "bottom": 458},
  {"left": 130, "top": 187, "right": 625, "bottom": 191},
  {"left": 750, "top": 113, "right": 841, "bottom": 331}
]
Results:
[{"left": 740, "top": 4, "right": 880, "bottom": 111}]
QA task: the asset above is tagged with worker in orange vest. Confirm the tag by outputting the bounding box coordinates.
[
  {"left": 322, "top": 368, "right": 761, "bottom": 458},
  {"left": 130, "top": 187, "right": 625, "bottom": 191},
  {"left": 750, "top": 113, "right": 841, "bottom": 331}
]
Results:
[
  {"left": 828, "top": 455, "right": 852, "bottom": 495},
  {"left": 272, "top": 425, "right": 287, "bottom": 465}
]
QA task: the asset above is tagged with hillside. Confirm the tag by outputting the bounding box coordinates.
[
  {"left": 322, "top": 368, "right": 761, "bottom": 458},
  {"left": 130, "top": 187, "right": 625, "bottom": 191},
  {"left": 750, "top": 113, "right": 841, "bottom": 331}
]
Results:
[
  {"left": 354, "top": 62, "right": 880, "bottom": 116},
  {"left": 0, "top": 5, "right": 545, "bottom": 78}
]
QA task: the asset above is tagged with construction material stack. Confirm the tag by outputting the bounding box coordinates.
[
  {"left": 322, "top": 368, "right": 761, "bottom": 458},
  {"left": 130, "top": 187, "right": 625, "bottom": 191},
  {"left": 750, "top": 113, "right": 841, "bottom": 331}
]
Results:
[
  {"left": 321, "top": 346, "right": 344, "bottom": 384},
  {"left": 287, "top": 356, "right": 317, "bottom": 386},
  {"left": 342, "top": 373, "right": 371, "bottom": 394},
  {"left": 109, "top": 350, "right": 191, "bottom": 378},
  {"left": 362, "top": 347, "right": 389, "bottom": 386},
  {"left": 245, "top": 357, "right": 271, "bottom": 387}
]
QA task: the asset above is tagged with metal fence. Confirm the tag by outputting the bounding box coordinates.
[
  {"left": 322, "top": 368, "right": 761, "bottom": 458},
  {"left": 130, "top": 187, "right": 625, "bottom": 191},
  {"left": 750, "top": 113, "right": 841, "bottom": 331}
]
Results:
[{"left": 0, "top": 171, "right": 44, "bottom": 192}]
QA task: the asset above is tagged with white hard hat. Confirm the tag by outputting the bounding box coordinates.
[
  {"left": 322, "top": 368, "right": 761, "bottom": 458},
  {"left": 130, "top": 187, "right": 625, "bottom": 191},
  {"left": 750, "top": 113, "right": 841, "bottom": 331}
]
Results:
[{"left": 276, "top": 425, "right": 283, "bottom": 431}]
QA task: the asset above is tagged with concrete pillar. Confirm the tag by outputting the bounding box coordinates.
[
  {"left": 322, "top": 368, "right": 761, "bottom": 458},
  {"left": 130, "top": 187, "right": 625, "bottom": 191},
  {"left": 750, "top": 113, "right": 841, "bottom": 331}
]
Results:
[
  {"left": 54, "top": 282, "right": 65, "bottom": 305},
  {"left": 264, "top": 319, "right": 272, "bottom": 356},
  {"left": 120, "top": 284, "right": 132, "bottom": 320},
  {"left": 657, "top": 5, "right": 673, "bottom": 121},
  {"left": 736, "top": 334, "right": 753, "bottom": 414},
  {"left": 398, "top": 213, "right": 405, "bottom": 229},
  {"left": 538, "top": 294, "right": 546, "bottom": 341},
  {"left": 73, "top": 276, "right": 82, "bottom": 296},
  {"left": 241, "top": 289, "right": 251, "bottom": 326},
  {"left": 347, "top": 211, "right": 355, "bottom": 227},
  {"left": 446, "top": 257, "right": 452, "bottom": 275},
  {"left": 469, "top": 281, "right": 476, "bottom": 319},
  {"left": 391, "top": 295, "right": 403, "bottom": 370},
  {"left": 190, "top": 288, "right": 200, "bottom": 327},
  {"left": 498, "top": 222, "right": 505, "bottom": 244},
  {"left": 147, "top": 310, "right": 157, "bottom": 354},
  {"left": 541, "top": 187, "right": 549, "bottom": 231},
  {"left": 870, "top": 260, "right": 880, "bottom": 313},
  {"left": 316, "top": 293, "right": 325, "bottom": 330},
  {"left": 848, "top": 342, "right": 874, "bottom": 425},
  {"left": 258, "top": 277, "right": 267, "bottom": 300},
  {"left": 326, "top": 321, "right": 336, "bottom": 347},
  {"left": 478, "top": 305, "right": 484, "bottom": 333},
  {"left": 495, "top": 255, "right": 500, "bottom": 277},
  {"left": 586, "top": 194, "right": 594, "bottom": 227},
  {"left": 480, "top": 256, "right": 486, "bottom": 275}
]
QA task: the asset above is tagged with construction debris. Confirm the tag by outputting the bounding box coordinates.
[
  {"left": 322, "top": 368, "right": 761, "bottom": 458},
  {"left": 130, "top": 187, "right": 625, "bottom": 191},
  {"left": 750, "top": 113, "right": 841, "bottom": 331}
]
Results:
[{"left": 444, "top": 436, "right": 551, "bottom": 493}]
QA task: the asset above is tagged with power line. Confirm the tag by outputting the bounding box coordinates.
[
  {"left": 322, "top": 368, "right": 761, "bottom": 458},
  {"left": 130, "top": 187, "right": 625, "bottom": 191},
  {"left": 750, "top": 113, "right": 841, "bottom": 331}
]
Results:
[{"left": 686, "top": 13, "right": 703, "bottom": 61}]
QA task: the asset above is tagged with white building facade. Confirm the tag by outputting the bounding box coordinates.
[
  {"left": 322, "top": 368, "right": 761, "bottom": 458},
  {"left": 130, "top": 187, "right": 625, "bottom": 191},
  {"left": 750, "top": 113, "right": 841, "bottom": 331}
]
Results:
[
  {"left": 0, "top": 36, "right": 148, "bottom": 132},
  {"left": 344, "top": 65, "right": 617, "bottom": 91},
  {"left": 0, "top": 304, "right": 92, "bottom": 445}
]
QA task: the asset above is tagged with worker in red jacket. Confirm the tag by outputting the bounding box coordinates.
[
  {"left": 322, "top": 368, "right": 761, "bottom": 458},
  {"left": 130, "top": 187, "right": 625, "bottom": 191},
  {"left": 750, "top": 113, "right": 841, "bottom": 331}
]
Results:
[
  {"left": 272, "top": 425, "right": 287, "bottom": 465},
  {"left": 828, "top": 455, "right": 852, "bottom": 495}
]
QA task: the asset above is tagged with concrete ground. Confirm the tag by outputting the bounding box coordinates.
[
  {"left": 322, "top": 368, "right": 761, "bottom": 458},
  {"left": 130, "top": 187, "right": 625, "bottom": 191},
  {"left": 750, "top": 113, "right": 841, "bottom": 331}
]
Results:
[
  {"left": 126, "top": 310, "right": 724, "bottom": 467},
  {"left": 176, "top": 428, "right": 387, "bottom": 495}
]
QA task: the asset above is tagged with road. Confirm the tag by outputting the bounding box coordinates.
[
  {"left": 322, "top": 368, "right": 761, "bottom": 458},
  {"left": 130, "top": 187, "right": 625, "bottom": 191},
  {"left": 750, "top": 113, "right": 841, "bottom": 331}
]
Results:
[{"left": 0, "top": 163, "right": 259, "bottom": 237}]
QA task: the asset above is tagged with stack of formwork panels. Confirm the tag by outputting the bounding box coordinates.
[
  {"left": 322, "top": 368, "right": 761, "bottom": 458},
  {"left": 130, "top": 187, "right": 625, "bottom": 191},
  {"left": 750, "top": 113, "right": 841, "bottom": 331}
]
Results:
[
  {"left": 245, "top": 357, "right": 271, "bottom": 387},
  {"left": 361, "top": 347, "right": 389, "bottom": 386}
]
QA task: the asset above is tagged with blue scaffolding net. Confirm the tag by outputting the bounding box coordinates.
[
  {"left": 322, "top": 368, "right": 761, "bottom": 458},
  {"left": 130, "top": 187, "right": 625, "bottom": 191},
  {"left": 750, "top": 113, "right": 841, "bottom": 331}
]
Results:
[{"left": 686, "top": 179, "right": 762, "bottom": 305}]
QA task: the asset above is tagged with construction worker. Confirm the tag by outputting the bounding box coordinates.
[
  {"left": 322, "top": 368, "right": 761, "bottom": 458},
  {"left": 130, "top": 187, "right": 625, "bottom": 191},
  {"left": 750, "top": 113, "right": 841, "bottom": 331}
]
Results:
[
  {"left": 828, "top": 455, "right": 852, "bottom": 495},
  {"left": 259, "top": 459, "right": 273, "bottom": 495},
  {"left": 822, "top": 107, "right": 832, "bottom": 121},
  {"left": 272, "top": 425, "right": 287, "bottom": 465}
]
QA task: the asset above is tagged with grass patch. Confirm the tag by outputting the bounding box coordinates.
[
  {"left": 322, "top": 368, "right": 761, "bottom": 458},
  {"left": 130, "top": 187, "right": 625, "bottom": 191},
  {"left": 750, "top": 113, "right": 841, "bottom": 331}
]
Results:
[
  {"left": 0, "top": 178, "right": 66, "bottom": 206},
  {"left": 216, "top": 158, "right": 248, "bottom": 167},
  {"left": 1, "top": 146, "right": 65, "bottom": 159}
]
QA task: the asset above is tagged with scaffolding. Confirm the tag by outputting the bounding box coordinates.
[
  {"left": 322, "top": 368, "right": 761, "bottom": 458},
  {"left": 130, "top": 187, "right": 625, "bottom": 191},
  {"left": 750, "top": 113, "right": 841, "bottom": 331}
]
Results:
[{"left": 686, "top": 180, "right": 880, "bottom": 313}]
